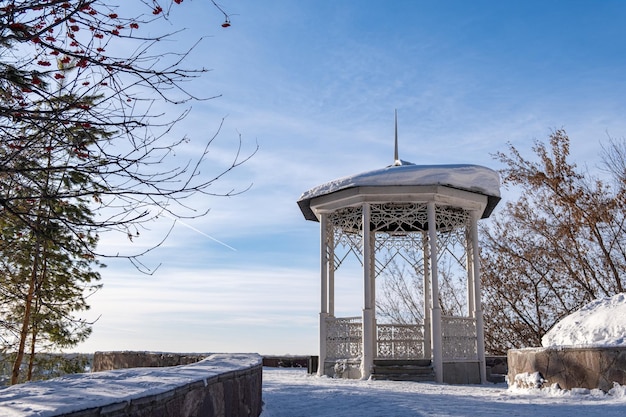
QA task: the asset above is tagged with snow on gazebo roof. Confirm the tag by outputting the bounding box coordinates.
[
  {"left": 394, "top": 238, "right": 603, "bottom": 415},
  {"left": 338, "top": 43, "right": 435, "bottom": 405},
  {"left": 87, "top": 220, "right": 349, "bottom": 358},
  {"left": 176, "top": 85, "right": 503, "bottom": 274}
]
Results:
[{"left": 297, "top": 162, "right": 501, "bottom": 222}]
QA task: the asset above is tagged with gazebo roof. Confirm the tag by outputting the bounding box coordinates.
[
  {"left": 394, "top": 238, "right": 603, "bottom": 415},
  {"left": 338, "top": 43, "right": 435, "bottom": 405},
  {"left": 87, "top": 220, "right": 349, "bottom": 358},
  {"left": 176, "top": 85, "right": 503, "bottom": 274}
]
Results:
[{"left": 297, "top": 162, "right": 501, "bottom": 222}]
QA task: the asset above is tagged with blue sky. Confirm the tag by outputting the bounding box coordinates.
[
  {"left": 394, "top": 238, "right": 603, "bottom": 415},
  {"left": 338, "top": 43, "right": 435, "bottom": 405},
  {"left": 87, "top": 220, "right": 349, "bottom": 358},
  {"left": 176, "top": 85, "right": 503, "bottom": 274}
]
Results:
[{"left": 74, "top": 0, "right": 626, "bottom": 355}]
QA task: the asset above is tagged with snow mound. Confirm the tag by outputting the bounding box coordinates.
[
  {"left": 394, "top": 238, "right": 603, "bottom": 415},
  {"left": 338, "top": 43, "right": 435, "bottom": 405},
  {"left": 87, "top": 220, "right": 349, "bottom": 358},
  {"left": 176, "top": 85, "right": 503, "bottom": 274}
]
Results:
[
  {"left": 510, "top": 372, "right": 546, "bottom": 389},
  {"left": 542, "top": 293, "right": 626, "bottom": 347}
]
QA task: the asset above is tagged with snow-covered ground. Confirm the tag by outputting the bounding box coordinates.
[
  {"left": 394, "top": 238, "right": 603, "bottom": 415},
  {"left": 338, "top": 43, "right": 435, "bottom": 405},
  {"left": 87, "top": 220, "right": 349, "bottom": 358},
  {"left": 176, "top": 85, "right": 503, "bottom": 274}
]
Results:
[
  {"left": 262, "top": 293, "right": 626, "bottom": 416},
  {"left": 261, "top": 368, "right": 626, "bottom": 417}
]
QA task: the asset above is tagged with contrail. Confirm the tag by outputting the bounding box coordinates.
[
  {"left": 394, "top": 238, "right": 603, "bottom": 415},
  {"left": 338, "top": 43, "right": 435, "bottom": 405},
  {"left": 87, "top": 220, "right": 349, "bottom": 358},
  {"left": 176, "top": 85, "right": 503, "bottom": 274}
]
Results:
[{"left": 161, "top": 212, "right": 237, "bottom": 251}]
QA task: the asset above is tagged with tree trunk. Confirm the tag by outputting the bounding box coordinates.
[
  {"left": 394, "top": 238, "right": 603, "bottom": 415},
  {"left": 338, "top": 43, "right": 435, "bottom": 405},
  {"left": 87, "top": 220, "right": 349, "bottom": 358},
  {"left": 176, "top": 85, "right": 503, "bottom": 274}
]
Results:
[
  {"left": 11, "top": 251, "right": 39, "bottom": 385},
  {"left": 27, "top": 297, "right": 40, "bottom": 382},
  {"left": 11, "top": 273, "right": 35, "bottom": 385}
]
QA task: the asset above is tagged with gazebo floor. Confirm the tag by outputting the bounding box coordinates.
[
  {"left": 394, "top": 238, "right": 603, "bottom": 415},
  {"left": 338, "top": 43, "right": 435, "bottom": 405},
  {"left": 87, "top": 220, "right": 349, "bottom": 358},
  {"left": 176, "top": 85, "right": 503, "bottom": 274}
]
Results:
[{"left": 371, "top": 359, "right": 435, "bottom": 382}]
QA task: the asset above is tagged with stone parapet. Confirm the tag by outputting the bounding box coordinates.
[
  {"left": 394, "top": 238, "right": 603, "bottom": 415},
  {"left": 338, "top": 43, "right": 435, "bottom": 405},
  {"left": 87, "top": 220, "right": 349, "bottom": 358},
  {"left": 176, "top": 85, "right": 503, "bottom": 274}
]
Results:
[
  {"left": 0, "top": 353, "right": 262, "bottom": 417},
  {"left": 508, "top": 347, "right": 626, "bottom": 391},
  {"left": 92, "top": 351, "right": 210, "bottom": 372}
]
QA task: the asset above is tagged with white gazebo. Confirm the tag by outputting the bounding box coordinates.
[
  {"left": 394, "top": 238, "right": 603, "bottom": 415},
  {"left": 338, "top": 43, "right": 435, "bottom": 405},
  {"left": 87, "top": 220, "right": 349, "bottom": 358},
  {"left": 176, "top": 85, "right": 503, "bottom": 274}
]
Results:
[{"left": 297, "top": 144, "right": 500, "bottom": 383}]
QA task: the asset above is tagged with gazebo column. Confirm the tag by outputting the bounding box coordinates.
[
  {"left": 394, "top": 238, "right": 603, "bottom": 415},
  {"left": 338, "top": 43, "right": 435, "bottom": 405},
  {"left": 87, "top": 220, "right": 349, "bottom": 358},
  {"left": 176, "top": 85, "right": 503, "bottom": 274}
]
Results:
[
  {"left": 329, "top": 226, "right": 335, "bottom": 317},
  {"left": 466, "top": 228, "right": 475, "bottom": 318},
  {"left": 427, "top": 202, "right": 443, "bottom": 383},
  {"left": 470, "top": 210, "right": 487, "bottom": 384},
  {"left": 318, "top": 213, "right": 329, "bottom": 376},
  {"left": 422, "top": 231, "right": 432, "bottom": 359},
  {"left": 361, "top": 203, "right": 375, "bottom": 379},
  {"left": 370, "top": 226, "right": 377, "bottom": 361}
]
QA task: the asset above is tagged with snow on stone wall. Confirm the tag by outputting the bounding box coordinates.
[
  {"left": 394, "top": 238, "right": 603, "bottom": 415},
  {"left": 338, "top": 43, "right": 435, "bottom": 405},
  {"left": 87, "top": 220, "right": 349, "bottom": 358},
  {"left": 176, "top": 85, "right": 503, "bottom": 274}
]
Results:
[{"left": 0, "top": 353, "right": 262, "bottom": 417}]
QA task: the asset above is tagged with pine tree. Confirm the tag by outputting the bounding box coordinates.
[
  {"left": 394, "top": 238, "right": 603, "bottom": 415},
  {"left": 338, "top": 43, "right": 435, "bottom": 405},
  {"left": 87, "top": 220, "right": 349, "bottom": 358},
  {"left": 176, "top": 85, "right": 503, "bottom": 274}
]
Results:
[
  {"left": 0, "top": 1, "right": 252, "bottom": 383},
  {"left": 0, "top": 82, "right": 104, "bottom": 383}
]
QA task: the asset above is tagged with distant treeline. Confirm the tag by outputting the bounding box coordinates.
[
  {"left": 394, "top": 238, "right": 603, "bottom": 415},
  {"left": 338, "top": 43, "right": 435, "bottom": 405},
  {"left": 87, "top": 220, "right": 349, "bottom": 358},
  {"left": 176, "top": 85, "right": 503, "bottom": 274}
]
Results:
[{"left": 0, "top": 353, "right": 93, "bottom": 386}]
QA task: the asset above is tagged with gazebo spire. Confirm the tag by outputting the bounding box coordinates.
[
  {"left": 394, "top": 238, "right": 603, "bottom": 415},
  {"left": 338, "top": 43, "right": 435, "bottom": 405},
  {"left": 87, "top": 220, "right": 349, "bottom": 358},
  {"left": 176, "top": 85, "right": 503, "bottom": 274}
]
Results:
[{"left": 393, "top": 109, "right": 402, "bottom": 166}]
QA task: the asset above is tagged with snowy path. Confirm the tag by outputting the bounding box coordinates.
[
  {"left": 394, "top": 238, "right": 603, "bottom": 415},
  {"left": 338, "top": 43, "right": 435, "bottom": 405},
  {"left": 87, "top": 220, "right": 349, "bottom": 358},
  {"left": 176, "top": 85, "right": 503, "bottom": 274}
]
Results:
[{"left": 261, "top": 368, "right": 626, "bottom": 417}]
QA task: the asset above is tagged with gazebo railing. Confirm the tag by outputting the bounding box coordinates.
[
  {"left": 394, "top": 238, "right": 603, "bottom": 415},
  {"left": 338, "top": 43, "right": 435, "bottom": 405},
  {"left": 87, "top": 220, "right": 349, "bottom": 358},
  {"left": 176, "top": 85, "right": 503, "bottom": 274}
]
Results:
[
  {"left": 326, "top": 316, "right": 362, "bottom": 359},
  {"left": 441, "top": 316, "right": 477, "bottom": 360},
  {"left": 327, "top": 316, "right": 477, "bottom": 361},
  {"left": 377, "top": 323, "right": 425, "bottom": 359},
  {"left": 326, "top": 317, "right": 426, "bottom": 360}
]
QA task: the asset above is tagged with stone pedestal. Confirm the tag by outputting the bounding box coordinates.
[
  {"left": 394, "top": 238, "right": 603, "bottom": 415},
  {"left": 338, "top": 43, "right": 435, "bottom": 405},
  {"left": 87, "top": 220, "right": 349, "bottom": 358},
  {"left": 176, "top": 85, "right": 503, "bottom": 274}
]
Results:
[{"left": 508, "top": 347, "right": 626, "bottom": 392}]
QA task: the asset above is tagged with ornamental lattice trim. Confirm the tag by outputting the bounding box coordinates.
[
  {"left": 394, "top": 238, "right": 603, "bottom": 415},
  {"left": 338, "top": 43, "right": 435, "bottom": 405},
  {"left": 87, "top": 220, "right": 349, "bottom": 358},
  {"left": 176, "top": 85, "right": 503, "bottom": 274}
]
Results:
[
  {"left": 328, "top": 206, "right": 364, "bottom": 270},
  {"left": 435, "top": 205, "right": 470, "bottom": 232},
  {"left": 328, "top": 206, "right": 363, "bottom": 235},
  {"left": 435, "top": 206, "right": 471, "bottom": 272},
  {"left": 330, "top": 203, "right": 428, "bottom": 276},
  {"left": 325, "top": 203, "right": 473, "bottom": 294},
  {"left": 326, "top": 316, "right": 363, "bottom": 359},
  {"left": 441, "top": 316, "right": 477, "bottom": 360},
  {"left": 370, "top": 203, "right": 429, "bottom": 233},
  {"left": 377, "top": 323, "right": 425, "bottom": 359}
]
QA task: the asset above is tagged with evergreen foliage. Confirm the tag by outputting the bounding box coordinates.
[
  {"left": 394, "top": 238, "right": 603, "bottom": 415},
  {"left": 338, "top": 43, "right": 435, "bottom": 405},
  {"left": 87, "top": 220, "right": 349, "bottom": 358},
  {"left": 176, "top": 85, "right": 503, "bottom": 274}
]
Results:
[{"left": 0, "top": 0, "right": 251, "bottom": 384}]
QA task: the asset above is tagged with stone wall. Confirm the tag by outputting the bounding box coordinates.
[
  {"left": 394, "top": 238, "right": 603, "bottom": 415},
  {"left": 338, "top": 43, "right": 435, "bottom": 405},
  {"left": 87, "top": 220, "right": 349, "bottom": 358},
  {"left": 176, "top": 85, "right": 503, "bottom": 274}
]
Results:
[
  {"left": 0, "top": 353, "right": 262, "bottom": 417},
  {"left": 85, "top": 352, "right": 262, "bottom": 417},
  {"left": 262, "top": 355, "right": 310, "bottom": 368},
  {"left": 92, "top": 351, "right": 209, "bottom": 372},
  {"left": 486, "top": 355, "right": 507, "bottom": 383},
  {"left": 508, "top": 347, "right": 626, "bottom": 392}
]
